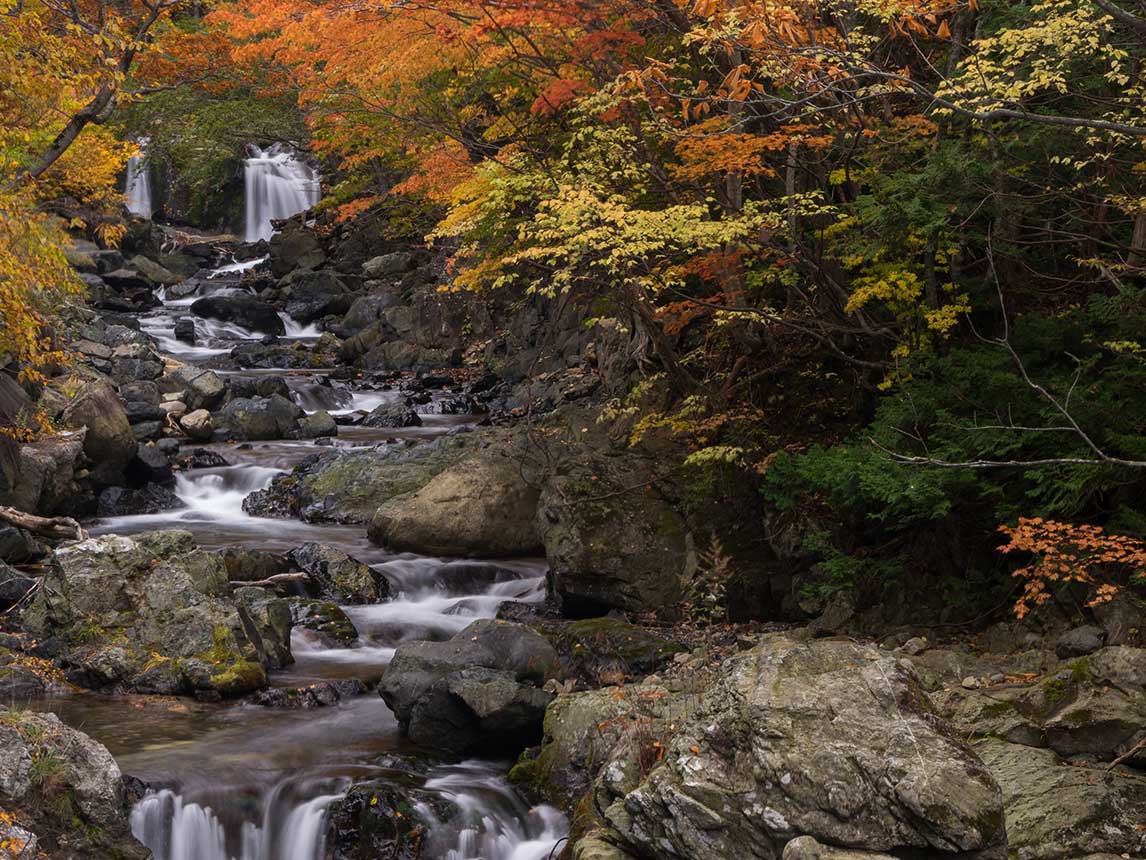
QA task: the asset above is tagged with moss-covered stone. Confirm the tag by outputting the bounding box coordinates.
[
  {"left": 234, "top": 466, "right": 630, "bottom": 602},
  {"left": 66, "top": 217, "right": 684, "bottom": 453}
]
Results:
[{"left": 540, "top": 618, "right": 686, "bottom": 684}]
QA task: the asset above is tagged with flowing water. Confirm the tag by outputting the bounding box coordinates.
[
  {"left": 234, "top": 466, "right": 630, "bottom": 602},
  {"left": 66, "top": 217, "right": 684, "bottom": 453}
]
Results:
[
  {"left": 126, "top": 144, "right": 154, "bottom": 219},
  {"left": 244, "top": 146, "right": 321, "bottom": 243},
  {"left": 40, "top": 241, "right": 568, "bottom": 859}
]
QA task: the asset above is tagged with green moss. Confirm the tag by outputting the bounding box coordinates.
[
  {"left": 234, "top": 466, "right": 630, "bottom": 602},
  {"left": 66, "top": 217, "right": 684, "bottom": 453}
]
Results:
[
  {"left": 1067, "top": 657, "right": 1092, "bottom": 683},
  {"left": 979, "top": 699, "right": 1018, "bottom": 718},
  {"left": 209, "top": 660, "right": 267, "bottom": 696}
]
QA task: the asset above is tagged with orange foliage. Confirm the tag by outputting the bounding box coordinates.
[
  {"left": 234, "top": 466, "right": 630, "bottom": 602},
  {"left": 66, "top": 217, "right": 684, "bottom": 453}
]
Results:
[{"left": 999, "top": 518, "right": 1146, "bottom": 619}]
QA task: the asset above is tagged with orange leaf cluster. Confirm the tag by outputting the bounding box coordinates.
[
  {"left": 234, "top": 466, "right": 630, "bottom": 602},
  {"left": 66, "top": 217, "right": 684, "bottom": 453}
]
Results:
[{"left": 998, "top": 518, "right": 1146, "bottom": 619}]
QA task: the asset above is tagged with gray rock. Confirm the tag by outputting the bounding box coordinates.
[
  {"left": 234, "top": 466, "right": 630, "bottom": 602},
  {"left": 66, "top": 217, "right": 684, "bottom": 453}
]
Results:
[
  {"left": 976, "top": 737, "right": 1146, "bottom": 859},
  {"left": 164, "top": 366, "right": 226, "bottom": 411},
  {"left": 174, "top": 317, "right": 196, "bottom": 344},
  {"left": 0, "top": 561, "right": 36, "bottom": 610},
  {"left": 130, "top": 254, "right": 184, "bottom": 286},
  {"left": 292, "top": 410, "right": 338, "bottom": 440},
  {"left": 361, "top": 402, "right": 422, "bottom": 428},
  {"left": 179, "top": 409, "right": 214, "bottom": 441},
  {"left": 60, "top": 380, "right": 137, "bottom": 487},
  {"left": 380, "top": 619, "right": 561, "bottom": 753},
  {"left": 369, "top": 458, "right": 541, "bottom": 558},
  {"left": 782, "top": 838, "right": 898, "bottom": 860},
  {"left": 611, "top": 635, "right": 1006, "bottom": 860},
  {"left": 190, "top": 295, "right": 286, "bottom": 336},
  {"left": 363, "top": 252, "right": 416, "bottom": 279},
  {"left": 1056, "top": 625, "right": 1107, "bottom": 658},
  {"left": 220, "top": 395, "right": 303, "bottom": 441},
  {"left": 290, "top": 542, "right": 388, "bottom": 604},
  {"left": 283, "top": 269, "right": 351, "bottom": 323},
  {"left": 269, "top": 222, "right": 325, "bottom": 278}
]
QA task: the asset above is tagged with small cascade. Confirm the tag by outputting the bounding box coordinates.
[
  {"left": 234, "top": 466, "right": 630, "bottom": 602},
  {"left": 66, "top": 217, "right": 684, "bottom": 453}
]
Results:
[
  {"left": 244, "top": 144, "right": 320, "bottom": 243},
  {"left": 125, "top": 142, "right": 153, "bottom": 218}
]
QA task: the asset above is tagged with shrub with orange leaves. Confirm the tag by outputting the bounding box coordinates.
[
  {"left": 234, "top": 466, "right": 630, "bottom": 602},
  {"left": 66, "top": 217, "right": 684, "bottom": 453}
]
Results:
[{"left": 998, "top": 518, "right": 1146, "bottom": 619}]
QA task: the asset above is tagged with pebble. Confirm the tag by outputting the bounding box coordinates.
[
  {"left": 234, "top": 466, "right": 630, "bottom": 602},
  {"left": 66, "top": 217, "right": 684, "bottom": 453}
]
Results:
[{"left": 961, "top": 676, "right": 981, "bottom": 690}]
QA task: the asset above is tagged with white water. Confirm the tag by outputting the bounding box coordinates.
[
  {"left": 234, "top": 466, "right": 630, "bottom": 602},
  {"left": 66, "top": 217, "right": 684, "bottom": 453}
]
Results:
[
  {"left": 244, "top": 145, "right": 320, "bottom": 242},
  {"left": 125, "top": 145, "right": 154, "bottom": 218}
]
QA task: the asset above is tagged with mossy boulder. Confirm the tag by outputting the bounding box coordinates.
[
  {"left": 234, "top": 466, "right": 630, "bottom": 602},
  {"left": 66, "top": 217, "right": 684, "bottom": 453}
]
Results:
[
  {"left": 24, "top": 531, "right": 291, "bottom": 696},
  {"left": 60, "top": 380, "right": 137, "bottom": 488},
  {"left": 540, "top": 618, "right": 686, "bottom": 684},
  {"left": 288, "top": 599, "right": 359, "bottom": 646},
  {"left": 369, "top": 457, "right": 541, "bottom": 558},
  {"left": 290, "top": 543, "right": 388, "bottom": 604},
  {"left": 324, "top": 780, "right": 437, "bottom": 860}
]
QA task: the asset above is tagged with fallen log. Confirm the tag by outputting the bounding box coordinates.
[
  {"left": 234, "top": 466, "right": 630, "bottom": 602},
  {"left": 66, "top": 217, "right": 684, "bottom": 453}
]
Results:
[
  {"left": 229, "top": 572, "right": 309, "bottom": 589},
  {"left": 0, "top": 506, "right": 87, "bottom": 542}
]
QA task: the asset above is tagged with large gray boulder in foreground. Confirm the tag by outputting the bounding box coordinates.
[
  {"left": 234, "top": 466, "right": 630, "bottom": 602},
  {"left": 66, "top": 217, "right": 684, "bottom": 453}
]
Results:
[{"left": 605, "top": 636, "right": 1006, "bottom": 859}]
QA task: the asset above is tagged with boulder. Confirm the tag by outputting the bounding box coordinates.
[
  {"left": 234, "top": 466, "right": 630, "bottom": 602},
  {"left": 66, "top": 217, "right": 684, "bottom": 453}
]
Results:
[
  {"left": 174, "top": 317, "right": 196, "bottom": 344},
  {"left": 3, "top": 432, "right": 87, "bottom": 515},
  {"left": 369, "top": 458, "right": 541, "bottom": 558},
  {"left": 290, "top": 542, "right": 389, "bottom": 604},
  {"left": 190, "top": 295, "right": 286, "bottom": 336},
  {"left": 220, "top": 395, "right": 303, "bottom": 441},
  {"left": 541, "top": 617, "right": 686, "bottom": 684},
  {"left": 363, "top": 252, "right": 416, "bottom": 279},
  {"left": 60, "top": 381, "right": 137, "bottom": 487},
  {"left": 325, "top": 781, "right": 433, "bottom": 860},
  {"left": 162, "top": 366, "right": 226, "bottom": 411},
  {"left": 1055, "top": 625, "right": 1106, "bottom": 658},
  {"left": 24, "top": 531, "right": 292, "bottom": 695},
  {"left": 130, "top": 254, "right": 183, "bottom": 286},
  {"left": 123, "top": 400, "right": 166, "bottom": 424},
  {"left": 379, "top": 619, "right": 561, "bottom": 753},
  {"left": 179, "top": 409, "right": 214, "bottom": 441},
  {"left": 610, "top": 635, "right": 1006, "bottom": 860},
  {"left": 288, "top": 599, "right": 359, "bottom": 646},
  {"left": 536, "top": 461, "right": 693, "bottom": 616},
  {"left": 127, "top": 444, "right": 174, "bottom": 485},
  {"left": 292, "top": 410, "right": 338, "bottom": 440},
  {"left": 976, "top": 738, "right": 1146, "bottom": 859},
  {"left": 269, "top": 222, "right": 326, "bottom": 278},
  {"left": 0, "top": 708, "right": 147, "bottom": 860},
  {"left": 336, "top": 293, "right": 400, "bottom": 337},
  {"left": 97, "top": 485, "right": 182, "bottom": 517},
  {"left": 0, "top": 561, "right": 36, "bottom": 611},
  {"left": 283, "top": 270, "right": 352, "bottom": 323},
  {"left": 361, "top": 402, "right": 422, "bottom": 428}
]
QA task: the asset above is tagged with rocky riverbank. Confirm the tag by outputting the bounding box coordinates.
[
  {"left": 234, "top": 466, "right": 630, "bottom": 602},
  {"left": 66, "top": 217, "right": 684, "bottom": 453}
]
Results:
[{"left": 0, "top": 210, "right": 1142, "bottom": 860}]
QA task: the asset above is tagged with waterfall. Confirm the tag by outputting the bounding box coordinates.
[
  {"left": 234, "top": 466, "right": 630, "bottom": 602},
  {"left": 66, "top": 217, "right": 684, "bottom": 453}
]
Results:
[
  {"left": 125, "top": 143, "right": 153, "bottom": 218},
  {"left": 243, "top": 144, "right": 321, "bottom": 243}
]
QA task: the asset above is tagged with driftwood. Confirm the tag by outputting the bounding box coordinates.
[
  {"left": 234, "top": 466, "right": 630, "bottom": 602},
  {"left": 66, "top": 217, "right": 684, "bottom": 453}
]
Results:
[
  {"left": 229, "top": 572, "right": 309, "bottom": 589},
  {"left": 0, "top": 506, "right": 87, "bottom": 542}
]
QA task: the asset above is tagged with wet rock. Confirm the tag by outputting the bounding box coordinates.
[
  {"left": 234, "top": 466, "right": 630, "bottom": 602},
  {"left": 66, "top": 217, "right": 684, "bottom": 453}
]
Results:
[
  {"left": 251, "top": 678, "right": 365, "bottom": 708},
  {"left": 541, "top": 618, "right": 686, "bottom": 684},
  {"left": 1055, "top": 625, "right": 1107, "bottom": 658},
  {"left": 124, "top": 400, "right": 166, "bottom": 424},
  {"left": 130, "top": 254, "right": 183, "bottom": 286},
  {"left": 291, "top": 410, "right": 338, "bottom": 440},
  {"left": 0, "top": 562, "right": 36, "bottom": 611},
  {"left": 174, "top": 317, "right": 196, "bottom": 344},
  {"left": 179, "top": 409, "right": 214, "bottom": 441},
  {"left": 162, "top": 366, "right": 227, "bottom": 411},
  {"left": 363, "top": 252, "right": 416, "bottom": 279},
  {"left": 288, "top": 599, "right": 359, "bottom": 646},
  {"left": 0, "top": 527, "right": 45, "bottom": 564},
  {"left": 190, "top": 294, "right": 286, "bottom": 336},
  {"left": 609, "top": 635, "right": 1006, "bottom": 860},
  {"left": 24, "top": 531, "right": 291, "bottom": 696},
  {"left": 127, "top": 444, "right": 174, "bottom": 485},
  {"left": 60, "top": 380, "right": 137, "bottom": 488},
  {"left": 361, "top": 402, "right": 422, "bottom": 428},
  {"left": 96, "top": 485, "right": 182, "bottom": 517},
  {"left": 176, "top": 447, "right": 230, "bottom": 470},
  {"left": 369, "top": 457, "right": 541, "bottom": 558},
  {"left": 0, "top": 707, "right": 147, "bottom": 860},
  {"left": 976, "top": 737, "right": 1146, "bottom": 859},
  {"left": 220, "top": 394, "right": 303, "bottom": 441},
  {"left": 269, "top": 221, "right": 326, "bottom": 278},
  {"left": 290, "top": 542, "right": 388, "bottom": 604},
  {"left": 325, "top": 780, "right": 432, "bottom": 860},
  {"left": 379, "top": 619, "right": 561, "bottom": 754},
  {"left": 283, "top": 269, "right": 352, "bottom": 323},
  {"left": 537, "top": 460, "right": 693, "bottom": 616}
]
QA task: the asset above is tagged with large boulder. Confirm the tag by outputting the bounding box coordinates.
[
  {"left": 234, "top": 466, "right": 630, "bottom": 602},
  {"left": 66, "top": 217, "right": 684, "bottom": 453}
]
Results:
[
  {"left": 283, "top": 269, "right": 352, "bottom": 323},
  {"left": 0, "top": 708, "right": 147, "bottom": 860},
  {"left": 269, "top": 221, "right": 326, "bottom": 278},
  {"left": 379, "top": 619, "right": 561, "bottom": 753},
  {"left": 536, "top": 460, "right": 694, "bottom": 616},
  {"left": 1, "top": 431, "right": 86, "bottom": 515},
  {"left": 369, "top": 458, "right": 541, "bottom": 558},
  {"left": 290, "top": 542, "right": 389, "bottom": 604},
  {"left": 219, "top": 395, "right": 303, "bottom": 441},
  {"left": 24, "top": 530, "right": 292, "bottom": 695},
  {"left": 608, "top": 635, "right": 1006, "bottom": 860},
  {"left": 976, "top": 738, "right": 1146, "bottom": 859},
  {"left": 130, "top": 254, "right": 184, "bottom": 286},
  {"left": 60, "top": 380, "right": 137, "bottom": 488},
  {"left": 190, "top": 295, "right": 286, "bottom": 336},
  {"left": 161, "top": 366, "right": 226, "bottom": 411}
]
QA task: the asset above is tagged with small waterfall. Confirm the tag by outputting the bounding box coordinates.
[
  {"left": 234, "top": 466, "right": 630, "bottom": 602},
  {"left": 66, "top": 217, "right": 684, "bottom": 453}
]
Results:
[
  {"left": 125, "top": 143, "right": 153, "bottom": 218},
  {"left": 244, "top": 144, "right": 320, "bottom": 243}
]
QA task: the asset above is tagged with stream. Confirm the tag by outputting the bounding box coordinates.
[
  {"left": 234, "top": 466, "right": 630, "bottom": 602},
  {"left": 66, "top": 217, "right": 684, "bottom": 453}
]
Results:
[{"left": 38, "top": 247, "right": 568, "bottom": 859}]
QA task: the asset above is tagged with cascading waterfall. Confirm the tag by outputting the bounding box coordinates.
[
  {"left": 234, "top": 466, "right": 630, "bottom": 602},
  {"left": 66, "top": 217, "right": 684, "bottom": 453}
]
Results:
[
  {"left": 125, "top": 142, "right": 153, "bottom": 218},
  {"left": 243, "top": 144, "right": 320, "bottom": 243}
]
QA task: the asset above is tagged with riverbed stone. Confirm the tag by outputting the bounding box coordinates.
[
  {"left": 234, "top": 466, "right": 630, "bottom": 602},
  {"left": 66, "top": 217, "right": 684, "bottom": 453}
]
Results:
[
  {"left": 608, "top": 635, "right": 1006, "bottom": 860},
  {"left": 220, "top": 394, "right": 303, "bottom": 441},
  {"left": 288, "top": 599, "right": 359, "bottom": 646},
  {"left": 191, "top": 294, "right": 286, "bottom": 336},
  {"left": 290, "top": 542, "right": 389, "bottom": 604},
  {"left": 325, "top": 780, "right": 433, "bottom": 860},
  {"left": 292, "top": 409, "right": 338, "bottom": 439},
  {"left": 1055, "top": 625, "right": 1106, "bottom": 658},
  {"left": 24, "top": 530, "right": 291, "bottom": 696},
  {"left": 179, "top": 408, "right": 214, "bottom": 441},
  {"left": 60, "top": 380, "right": 137, "bottom": 488},
  {"left": 379, "top": 619, "right": 562, "bottom": 753},
  {"left": 163, "top": 366, "right": 227, "bottom": 411},
  {"left": 369, "top": 457, "right": 541, "bottom": 558}
]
